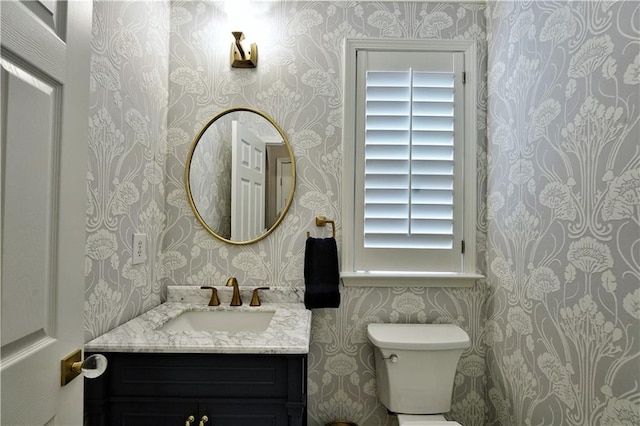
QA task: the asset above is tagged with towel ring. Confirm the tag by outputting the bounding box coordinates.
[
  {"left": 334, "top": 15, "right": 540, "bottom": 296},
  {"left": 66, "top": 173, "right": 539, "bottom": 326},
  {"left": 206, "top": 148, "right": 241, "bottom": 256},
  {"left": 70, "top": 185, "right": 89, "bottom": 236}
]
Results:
[{"left": 306, "top": 215, "right": 335, "bottom": 238}]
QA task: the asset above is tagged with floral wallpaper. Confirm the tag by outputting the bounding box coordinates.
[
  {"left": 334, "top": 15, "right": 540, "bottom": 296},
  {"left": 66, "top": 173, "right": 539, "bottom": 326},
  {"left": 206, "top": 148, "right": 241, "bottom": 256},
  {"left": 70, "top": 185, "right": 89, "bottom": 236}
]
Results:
[
  {"left": 85, "top": 0, "right": 170, "bottom": 341},
  {"left": 83, "top": 1, "right": 638, "bottom": 426},
  {"left": 188, "top": 117, "right": 232, "bottom": 238},
  {"left": 485, "top": 1, "right": 639, "bottom": 425},
  {"left": 165, "top": 2, "right": 488, "bottom": 425}
]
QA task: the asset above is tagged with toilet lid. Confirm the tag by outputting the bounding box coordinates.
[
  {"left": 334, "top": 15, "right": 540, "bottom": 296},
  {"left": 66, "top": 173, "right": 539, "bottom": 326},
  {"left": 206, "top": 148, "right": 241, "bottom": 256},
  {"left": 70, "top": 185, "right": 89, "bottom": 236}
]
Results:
[{"left": 367, "top": 323, "right": 470, "bottom": 350}]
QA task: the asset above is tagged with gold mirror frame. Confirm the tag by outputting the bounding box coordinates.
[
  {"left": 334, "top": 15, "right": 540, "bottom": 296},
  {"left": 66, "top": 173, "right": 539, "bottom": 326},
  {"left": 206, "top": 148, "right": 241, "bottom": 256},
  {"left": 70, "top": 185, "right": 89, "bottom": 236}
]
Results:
[{"left": 185, "top": 107, "right": 295, "bottom": 245}]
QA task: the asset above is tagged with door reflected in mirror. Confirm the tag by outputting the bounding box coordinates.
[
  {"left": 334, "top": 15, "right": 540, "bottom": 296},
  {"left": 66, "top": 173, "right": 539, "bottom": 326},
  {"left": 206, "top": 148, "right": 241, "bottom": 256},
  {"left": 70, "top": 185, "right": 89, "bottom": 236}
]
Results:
[{"left": 185, "top": 108, "right": 295, "bottom": 244}]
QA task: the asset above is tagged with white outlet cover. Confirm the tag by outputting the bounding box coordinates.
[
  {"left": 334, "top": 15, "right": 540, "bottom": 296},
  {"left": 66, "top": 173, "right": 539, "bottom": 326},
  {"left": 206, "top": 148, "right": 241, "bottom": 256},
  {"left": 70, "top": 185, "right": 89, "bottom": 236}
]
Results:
[{"left": 132, "top": 233, "right": 147, "bottom": 265}]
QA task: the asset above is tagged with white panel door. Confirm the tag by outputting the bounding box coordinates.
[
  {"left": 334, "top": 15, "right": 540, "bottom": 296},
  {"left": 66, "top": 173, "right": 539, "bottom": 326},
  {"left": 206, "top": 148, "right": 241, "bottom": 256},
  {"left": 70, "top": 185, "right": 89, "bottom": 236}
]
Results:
[
  {"left": 277, "top": 159, "right": 292, "bottom": 216},
  {"left": 231, "top": 122, "right": 266, "bottom": 241},
  {"left": 1, "top": 1, "right": 92, "bottom": 424}
]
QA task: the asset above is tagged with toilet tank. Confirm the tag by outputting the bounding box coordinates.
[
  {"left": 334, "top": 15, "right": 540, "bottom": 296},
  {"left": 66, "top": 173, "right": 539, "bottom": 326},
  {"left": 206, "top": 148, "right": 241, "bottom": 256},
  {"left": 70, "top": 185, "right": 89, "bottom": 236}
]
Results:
[{"left": 367, "top": 323, "right": 470, "bottom": 415}]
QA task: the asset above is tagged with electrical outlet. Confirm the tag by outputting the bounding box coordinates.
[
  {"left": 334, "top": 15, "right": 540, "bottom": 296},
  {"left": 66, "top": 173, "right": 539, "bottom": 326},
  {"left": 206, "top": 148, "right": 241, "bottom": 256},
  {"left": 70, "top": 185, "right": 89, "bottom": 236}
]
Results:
[{"left": 132, "top": 233, "right": 147, "bottom": 265}]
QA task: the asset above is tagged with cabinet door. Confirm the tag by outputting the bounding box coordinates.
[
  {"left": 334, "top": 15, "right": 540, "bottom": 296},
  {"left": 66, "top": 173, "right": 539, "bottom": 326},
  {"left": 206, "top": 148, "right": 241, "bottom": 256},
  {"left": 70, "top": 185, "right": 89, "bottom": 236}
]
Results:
[
  {"left": 110, "top": 400, "right": 198, "bottom": 426},
  {"left": 199, "top": 400, "right": 289, "bottom": 426},
  {"left": 106, "top": 352, "right": 290, "bottom": 399}
]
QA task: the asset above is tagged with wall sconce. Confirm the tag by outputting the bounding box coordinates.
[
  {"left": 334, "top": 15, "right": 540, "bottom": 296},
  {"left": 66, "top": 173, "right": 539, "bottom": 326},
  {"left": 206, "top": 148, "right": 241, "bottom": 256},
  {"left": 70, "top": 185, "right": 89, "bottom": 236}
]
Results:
[{"left": 231, "top": 31, "right": 258, "bottom": 68}]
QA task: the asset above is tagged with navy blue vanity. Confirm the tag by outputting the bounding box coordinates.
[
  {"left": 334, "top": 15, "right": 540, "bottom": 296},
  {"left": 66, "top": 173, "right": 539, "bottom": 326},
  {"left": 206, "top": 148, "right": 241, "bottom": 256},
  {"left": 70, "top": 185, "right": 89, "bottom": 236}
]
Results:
[
  {"left": 85, "top": 352, "right": 307, "bottom": 425},
  {"left": 84, "top": 288, "right": 311, "bottom": 426}
]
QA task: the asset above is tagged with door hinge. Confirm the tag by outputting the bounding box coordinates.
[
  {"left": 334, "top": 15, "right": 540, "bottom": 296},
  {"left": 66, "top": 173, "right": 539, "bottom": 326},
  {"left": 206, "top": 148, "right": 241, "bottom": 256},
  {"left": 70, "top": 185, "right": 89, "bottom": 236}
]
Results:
[
  {"left": 461, "top": 240, "right": 465, "bottom": 254},
  {"left": 462, "top": 72, "right": 466, "bottom": 84}
]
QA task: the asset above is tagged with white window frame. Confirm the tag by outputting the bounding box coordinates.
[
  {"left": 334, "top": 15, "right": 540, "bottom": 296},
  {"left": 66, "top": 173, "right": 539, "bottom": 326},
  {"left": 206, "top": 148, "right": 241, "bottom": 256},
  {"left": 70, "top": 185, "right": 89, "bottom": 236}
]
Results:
[{"left": 342, "top": 39, "right": 483, "bottom": 287}]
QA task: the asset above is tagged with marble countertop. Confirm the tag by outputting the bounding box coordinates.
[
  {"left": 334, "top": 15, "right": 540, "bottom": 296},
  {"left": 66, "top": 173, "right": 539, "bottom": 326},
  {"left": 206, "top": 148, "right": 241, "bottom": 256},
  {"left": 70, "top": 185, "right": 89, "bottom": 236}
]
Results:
[{"left": 85, "top": 286, "right": 311, "bottom": 355}]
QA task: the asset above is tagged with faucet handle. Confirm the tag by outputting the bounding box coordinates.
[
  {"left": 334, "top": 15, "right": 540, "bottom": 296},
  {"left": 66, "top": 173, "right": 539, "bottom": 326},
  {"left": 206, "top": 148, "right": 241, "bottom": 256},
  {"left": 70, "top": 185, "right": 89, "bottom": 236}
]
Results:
[
  {"left": 250, "top": 287, "right": 270, "bottom": 306},
  {"left": 200, "top": 286, "right": 220, "bottom": 306}
]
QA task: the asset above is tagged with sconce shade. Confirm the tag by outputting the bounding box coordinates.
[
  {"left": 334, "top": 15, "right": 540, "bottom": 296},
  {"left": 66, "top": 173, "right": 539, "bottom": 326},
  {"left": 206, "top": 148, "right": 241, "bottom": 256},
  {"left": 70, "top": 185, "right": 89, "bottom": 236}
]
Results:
[{"left": 231, "top": 31, "right": 258, "bottom": 68}]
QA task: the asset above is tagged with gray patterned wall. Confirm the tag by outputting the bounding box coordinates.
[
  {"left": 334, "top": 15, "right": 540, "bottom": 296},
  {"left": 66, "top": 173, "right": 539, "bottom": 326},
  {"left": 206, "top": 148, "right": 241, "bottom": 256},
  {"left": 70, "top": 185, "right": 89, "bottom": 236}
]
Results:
[
  {"left": 84, "top": 1, "right": 638, "bottom": 425},
  {"left": 485, "top": 1, "right": 639, "bottom": 425},
  {"left": 85, "top": 0, "right": 169, "bottom": 341},
  {"left": 165, "top": 2, "right": 488, "bottom": 425},
  {"left": 188, "top": 117, "right": 232, "bottom": 238}
]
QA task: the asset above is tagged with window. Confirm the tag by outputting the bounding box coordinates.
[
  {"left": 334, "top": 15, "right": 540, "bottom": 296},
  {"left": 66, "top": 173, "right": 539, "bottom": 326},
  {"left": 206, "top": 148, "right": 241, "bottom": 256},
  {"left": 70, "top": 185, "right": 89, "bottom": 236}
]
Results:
[{"left": 342, "top": 39, "right": 481, "bottom": 287}]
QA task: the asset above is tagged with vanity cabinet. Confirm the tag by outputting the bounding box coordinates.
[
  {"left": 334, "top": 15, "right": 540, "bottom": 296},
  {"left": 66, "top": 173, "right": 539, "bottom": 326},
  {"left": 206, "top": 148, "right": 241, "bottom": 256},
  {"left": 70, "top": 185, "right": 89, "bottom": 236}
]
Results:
[{"left": 85, "top": 352, "right": 307, "bottom": 426}]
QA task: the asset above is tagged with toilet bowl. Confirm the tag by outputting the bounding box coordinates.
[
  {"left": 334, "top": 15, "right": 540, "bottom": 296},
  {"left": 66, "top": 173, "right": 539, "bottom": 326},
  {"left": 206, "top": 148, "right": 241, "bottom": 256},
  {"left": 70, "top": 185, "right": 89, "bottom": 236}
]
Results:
[{"left": 367, "top": 323, "right": 470, "bottom": 426}]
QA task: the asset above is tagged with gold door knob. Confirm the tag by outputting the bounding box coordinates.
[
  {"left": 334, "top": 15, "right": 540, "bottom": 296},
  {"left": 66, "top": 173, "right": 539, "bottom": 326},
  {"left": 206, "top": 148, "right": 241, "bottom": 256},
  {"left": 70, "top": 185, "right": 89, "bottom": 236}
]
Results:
[
  {"left": 199, "top": 415, "right": 209, "bottom": 425},
  {"left": 185, "top": 415, "right": 195, "bottom": 426},
  {"left": 61, "top": 350, "right": 108, "bottom": 386}
]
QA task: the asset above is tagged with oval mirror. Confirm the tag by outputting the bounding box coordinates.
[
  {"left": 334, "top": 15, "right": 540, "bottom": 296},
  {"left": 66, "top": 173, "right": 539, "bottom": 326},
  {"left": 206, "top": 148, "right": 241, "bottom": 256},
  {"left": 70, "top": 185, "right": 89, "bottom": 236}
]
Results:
[{"left": 185, "top": 107, "right": 295, "bottom": 244}]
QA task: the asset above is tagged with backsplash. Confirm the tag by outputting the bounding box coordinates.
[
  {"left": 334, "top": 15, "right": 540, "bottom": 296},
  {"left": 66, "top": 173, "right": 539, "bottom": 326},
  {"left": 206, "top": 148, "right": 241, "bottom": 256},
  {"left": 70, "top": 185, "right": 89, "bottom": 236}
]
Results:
[{"left": 486, "top": 1, "right": 639, "bottom": 425}]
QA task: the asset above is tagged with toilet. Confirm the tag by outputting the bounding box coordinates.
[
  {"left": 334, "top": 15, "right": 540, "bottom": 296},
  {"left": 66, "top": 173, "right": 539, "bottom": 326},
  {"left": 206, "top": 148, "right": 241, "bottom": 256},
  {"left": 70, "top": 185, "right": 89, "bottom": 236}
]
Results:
[{"left": 367, "top": 323, "right": 470, "bottom": 426}]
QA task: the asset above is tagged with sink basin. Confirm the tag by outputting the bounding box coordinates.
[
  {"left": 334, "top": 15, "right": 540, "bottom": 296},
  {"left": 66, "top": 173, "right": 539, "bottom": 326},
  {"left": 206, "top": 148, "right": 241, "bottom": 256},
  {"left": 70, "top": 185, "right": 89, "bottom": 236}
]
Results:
[{"left": 158, "top": 310, "right": 275, "bottom": 332}]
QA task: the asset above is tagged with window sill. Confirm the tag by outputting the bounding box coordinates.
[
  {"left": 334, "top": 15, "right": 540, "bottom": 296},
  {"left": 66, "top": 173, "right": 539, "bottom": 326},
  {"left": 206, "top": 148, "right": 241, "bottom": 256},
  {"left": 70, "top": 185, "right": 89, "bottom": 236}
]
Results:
[{"left": 340, "top": 271, "right": 484, "bottom": 288}]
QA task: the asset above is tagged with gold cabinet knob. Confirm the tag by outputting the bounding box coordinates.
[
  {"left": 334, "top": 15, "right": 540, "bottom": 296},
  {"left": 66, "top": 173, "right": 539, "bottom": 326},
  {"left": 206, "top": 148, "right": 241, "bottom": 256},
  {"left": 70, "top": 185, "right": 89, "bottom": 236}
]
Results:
[
  {"left": 199, "top": 415, "right": 209, "bottom": 425},
  {"left": 185, "top": 415, "right": 195, "bottom": 426}
]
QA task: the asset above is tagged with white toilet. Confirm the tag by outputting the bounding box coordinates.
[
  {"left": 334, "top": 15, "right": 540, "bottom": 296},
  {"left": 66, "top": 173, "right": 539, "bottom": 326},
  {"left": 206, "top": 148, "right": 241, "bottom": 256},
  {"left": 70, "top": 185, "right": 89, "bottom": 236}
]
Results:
[{"left": 367, "top": 323, "right": 470, "bottom": 426}]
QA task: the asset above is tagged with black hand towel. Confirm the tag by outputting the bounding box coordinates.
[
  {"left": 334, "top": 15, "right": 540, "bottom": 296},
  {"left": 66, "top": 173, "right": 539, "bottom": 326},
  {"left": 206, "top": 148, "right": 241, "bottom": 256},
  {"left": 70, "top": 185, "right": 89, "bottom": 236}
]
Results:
[{"left": 304, "top": 237, "right": 340, "bottom": 309}]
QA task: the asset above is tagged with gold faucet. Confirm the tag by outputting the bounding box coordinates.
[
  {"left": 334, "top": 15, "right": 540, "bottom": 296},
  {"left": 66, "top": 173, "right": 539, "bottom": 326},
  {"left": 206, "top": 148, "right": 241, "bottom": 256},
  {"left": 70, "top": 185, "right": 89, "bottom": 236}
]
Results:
[
  {"left": 226, "top": 277, "right": 242, "bottom": 306},
  {"left": 200, "top": 286, "right": 220, "bottom": 306}
]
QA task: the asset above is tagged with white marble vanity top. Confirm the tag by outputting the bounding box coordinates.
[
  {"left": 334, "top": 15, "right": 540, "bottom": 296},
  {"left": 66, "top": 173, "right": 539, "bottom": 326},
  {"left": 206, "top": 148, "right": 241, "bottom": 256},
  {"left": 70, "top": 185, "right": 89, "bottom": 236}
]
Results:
[{"left": 85, "top": 286, "right": 311, "bottom": 355}]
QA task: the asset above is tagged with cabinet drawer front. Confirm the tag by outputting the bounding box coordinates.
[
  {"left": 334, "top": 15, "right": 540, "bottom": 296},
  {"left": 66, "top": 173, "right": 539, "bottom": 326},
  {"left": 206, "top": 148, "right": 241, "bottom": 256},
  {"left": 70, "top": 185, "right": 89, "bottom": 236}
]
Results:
[
  {"left": 108, "top": 353, "right": 293, "bottom": 398},
  {"left": 109, "top": 398, "right": 290, "bottom": 426},
  {"left": 202, "top": 399, "right": 289, "bottom": 426},
  {"left": 110, "top": 399, "right": 197, "bottom": 426}
]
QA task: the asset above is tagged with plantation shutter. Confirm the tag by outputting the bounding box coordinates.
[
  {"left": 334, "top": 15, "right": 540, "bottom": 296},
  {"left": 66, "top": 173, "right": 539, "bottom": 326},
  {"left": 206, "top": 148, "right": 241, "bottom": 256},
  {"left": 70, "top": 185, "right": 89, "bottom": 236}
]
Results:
[{"left": 354, "top": 50, "right": 465, "bottom": 272}]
